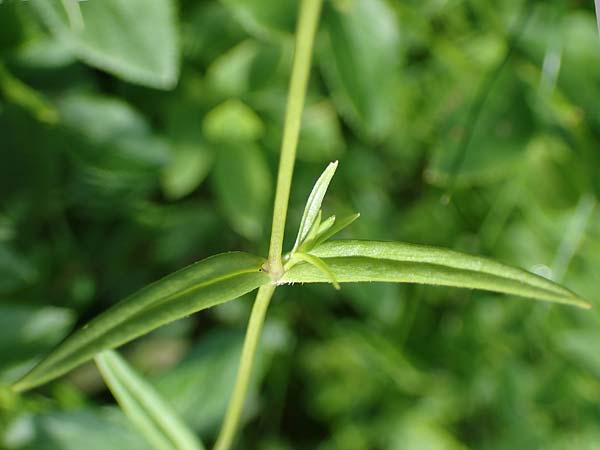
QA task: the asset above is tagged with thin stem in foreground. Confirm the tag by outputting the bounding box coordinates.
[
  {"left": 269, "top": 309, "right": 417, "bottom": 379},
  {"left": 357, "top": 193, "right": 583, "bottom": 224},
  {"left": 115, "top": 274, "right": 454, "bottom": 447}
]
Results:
[
  {"left": 213, "top": 284, "right": 276, "bottom": 450},
  {"left": 214, "top": 1, "right": 323, "bottom": 448},
  {"left": 267, "top": 0, "right": 324, "bottom": 277}
]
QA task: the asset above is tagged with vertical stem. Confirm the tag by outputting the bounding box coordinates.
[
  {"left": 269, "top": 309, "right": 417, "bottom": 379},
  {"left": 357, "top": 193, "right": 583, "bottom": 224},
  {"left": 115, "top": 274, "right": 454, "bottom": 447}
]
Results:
[
  {"left": 213, "top": 285, "right": 275, "bottom": 450},
  {"left": 267, "top": 0, "right": 324, "bottom": 278},
  {"left": 214, "top": 2, "right": 323, "bottom": 449}
]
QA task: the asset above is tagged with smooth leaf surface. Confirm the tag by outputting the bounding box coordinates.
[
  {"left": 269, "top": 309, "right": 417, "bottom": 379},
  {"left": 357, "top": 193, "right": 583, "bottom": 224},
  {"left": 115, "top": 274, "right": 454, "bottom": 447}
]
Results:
[
  {"left": 298, "top": 101, "right": 345, "bottom": 162},
  {"left": 30, "top": 0, "right": 179, "bottom": 89},
  {"left": 281, "top": 240, "right": 590, "bottom": 307},
  {"left": 212, "top": 143, "right": 272, "bottom": 240},
  {"left": 59, "top": 94, "right": 171, "bottom": 169},
  {"left": 0, "top": 305, "right": 75, "bottom": 382},
  {"left": 426, "top": 71, "right": 534, "bottom": 187},
  {"left": 0, "top": 244, "right": 38, "bottom": 294},
  {"left": 220, "top": 0, "right": 297, "bottom": 38},
  {"left": 161, "top": 99, "right": 214, "bottom": 200},
  {"left": 95, "top": 350, "right": 204, "bottom": 450},
  {"left": 320, "top": 0, "right": 401, "bottom": 140},
  {"left": 154, "top": 330, "right": 271, "bottom": 433},
  {"left": 13, "top": 252, "right": 270, "bottom": 392},
  {"left": 203, "top": 100, "right": 264, "bottom": 143},
  {"left": 8, "top": 409, "right": 150, "bottom": 450},
  {"left": 58, "top": 94, "right": 171, "bottom": 215}
]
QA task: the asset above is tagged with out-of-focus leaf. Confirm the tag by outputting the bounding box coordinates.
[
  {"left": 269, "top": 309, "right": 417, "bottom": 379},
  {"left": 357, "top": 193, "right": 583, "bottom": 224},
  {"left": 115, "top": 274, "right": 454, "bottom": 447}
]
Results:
[
  {"left": 558, "top": 13, "right": 600, "bottom": 125},
  {"left": 206, "top": 41, "right": 260, "bottom": 97},
  {"left": 0, "top": 2, "right": 26, "bottom": 51},
  {"left": 161, "top": 100, "right": 213, "bottom": 200},
  {"left": 301, "top": 320, "right": 424, "bottom": 421},
  {"left": 142, "top": 203, "right": 220, "bottom": 265},
  {"left": 29, "top": 0, "right": 179, "bottom": 89},
  {"left": 219, "top": 0, "right": 297, "bottom": 38},
  {"left": 0, "top": 305, "right": 74, "bottom": 381},
  {"left": 205, "top": 40, "right": 282, "bottom": 96},
  {"left": 95, "top": 350, "right": 204, "bottom": 450},
  {"left": 557, "top": 330, "right": 600, "bottom": 378},
  {"left": 212, "top": 143, "right": 271, "bottom": 240},
  {"left": 60, "top": 94, "right": 171, "bottom": 169},
  {"left": 0, "top": 63, "right": 58, "bottom": 123},
  {"left": 426, "top": 71, "right": 534, "bottom": 187},
  {"left": 391, "top": 413, "right": 468, "bottom": 450},
  {"left": 298, "top": 101, "right": 345, "bottom": 162},
  {"left": 8, "top": 409, "right": 150, "bottom": 450},
  {"left": 154, "top": 330, "right": 270, "bottom": 433},
  {"left": 16, "top": 37, "right": 76, "bottom": 69},
  {"left": 161, "top": 148, "right": 212, "bottom": 201},
  {"left": 0, "top": 245, "right": 38, "bottom": 294},
  {"left": 320, "top": 0, "right": 401, "bottom": 140},
  {"left": 521, "top": 9, "right": 600, "bottom": 126},
  {"left": 58, "top": 94, "right": 171, "bottom": 211},
  {"left": 181, "top": 2, "right": 245, "bottom": 64},
  {"left": 12, "top": 252, "right": 270, "bottom": 392},
  {"left": 203, "top": 100, "right": 265, "bottom": 143},
  {"left": 281, "top": 240, "right": 590, "bottom": 307}
]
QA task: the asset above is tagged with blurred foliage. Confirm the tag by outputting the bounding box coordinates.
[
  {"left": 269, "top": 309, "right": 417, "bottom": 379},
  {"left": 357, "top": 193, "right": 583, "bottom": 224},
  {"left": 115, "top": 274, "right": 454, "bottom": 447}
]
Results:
[{"left": 1, "top": 0, "right": 600, "bottom": 449}]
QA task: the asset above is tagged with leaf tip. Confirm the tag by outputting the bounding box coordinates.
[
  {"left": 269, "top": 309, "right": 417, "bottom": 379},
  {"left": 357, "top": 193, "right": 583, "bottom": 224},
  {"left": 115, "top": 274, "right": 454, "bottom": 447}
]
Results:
[
  {"left": 567, "top": 293, "right": 592, "bottom": 309},
  {"left": 577, "top": 300, "right": 592, "bottom": 309},
  {"left": 323, "top": 160, "right": 339, "bottom": 178}
]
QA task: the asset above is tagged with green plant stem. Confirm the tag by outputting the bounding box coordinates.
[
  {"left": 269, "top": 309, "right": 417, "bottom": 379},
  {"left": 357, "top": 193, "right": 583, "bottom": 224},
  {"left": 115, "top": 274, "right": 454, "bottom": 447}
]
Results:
[
  {"left": 214, "top": 2, "right": 323, "bottom": 448},
  {"left": 213, "top": 284, "right": 276, "bottom": 450},
  {"left": 267, "top": 0, "right": 324, "bottom": 278}
]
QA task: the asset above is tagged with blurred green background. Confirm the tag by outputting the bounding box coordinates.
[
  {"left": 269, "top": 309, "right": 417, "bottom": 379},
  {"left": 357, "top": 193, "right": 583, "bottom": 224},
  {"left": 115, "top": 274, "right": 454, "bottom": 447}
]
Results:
[{"left": 1, "top": 0, "right": 600, "bottom": 449}]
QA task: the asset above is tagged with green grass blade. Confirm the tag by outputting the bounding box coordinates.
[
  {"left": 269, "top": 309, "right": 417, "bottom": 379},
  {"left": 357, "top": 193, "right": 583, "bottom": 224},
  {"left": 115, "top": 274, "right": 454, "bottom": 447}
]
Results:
[
  {"left": 13, "top": 252, "right": 270, "bottom": 392},
  {"left": 95, "top": 350, "right": 205, "bottom": 450},
  {"left": 292, "top": 161, "right": 338, "bottom": 251},
  {"left": 281, "top": 240, "right": 590, "bottom": 308}
]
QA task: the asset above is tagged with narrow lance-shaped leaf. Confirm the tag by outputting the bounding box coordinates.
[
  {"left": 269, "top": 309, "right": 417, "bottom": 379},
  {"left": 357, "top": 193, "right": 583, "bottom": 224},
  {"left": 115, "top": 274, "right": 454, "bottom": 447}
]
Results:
[
  {"left": 292, "top": 161, "right": 338, "bottom": 251},
  {"left": 13, "top": 252, "right": 270, "bottom": 392},
  {"left": 291, "top": 252, "right": 340, "bottom": 290},
  {"left": 317, "top": 215, "right": 336, "bottom": 236},
  {"left": 311, "top": 212, "right": 360, "bottom": 249},
  {"left": 95, "top": 350, "right": 205, "bottom": 450},
  {"left": 281, "top": 240, "right": 590, "bottom": 308}
]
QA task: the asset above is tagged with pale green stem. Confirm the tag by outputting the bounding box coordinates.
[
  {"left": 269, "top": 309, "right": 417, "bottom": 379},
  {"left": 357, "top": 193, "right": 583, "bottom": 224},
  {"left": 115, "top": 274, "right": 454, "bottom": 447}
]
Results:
[
  {"left": 214, "top": 2, "right": 323, "bottom": 448},
  {"left": 212, "top": 284, "right": 275, "bottom": 450},
  {"left": 267, "top": 0, "right": 324, "bottom": 278}
]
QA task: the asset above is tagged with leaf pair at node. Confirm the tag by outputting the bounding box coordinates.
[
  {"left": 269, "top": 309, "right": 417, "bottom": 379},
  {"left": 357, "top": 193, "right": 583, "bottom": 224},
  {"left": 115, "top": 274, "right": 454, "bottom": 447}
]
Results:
[{"left": 11, "top": 162, "right": 591, "bottom": 397}]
